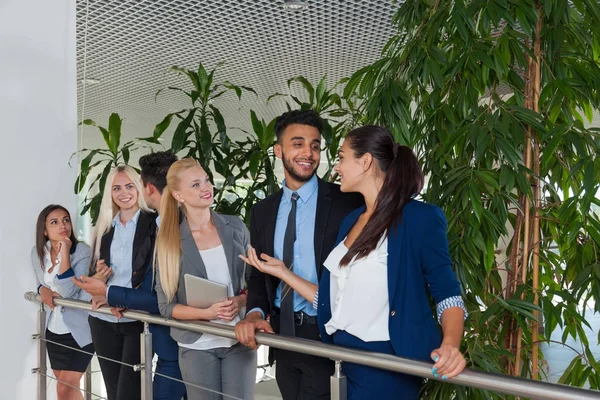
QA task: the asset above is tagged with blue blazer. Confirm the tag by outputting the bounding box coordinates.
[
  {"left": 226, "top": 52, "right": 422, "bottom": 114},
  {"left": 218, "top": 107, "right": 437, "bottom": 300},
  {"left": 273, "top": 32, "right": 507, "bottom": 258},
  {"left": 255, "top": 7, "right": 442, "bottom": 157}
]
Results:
[
  {"left": 318, "top": 200, "right": 462, "bottom": 362},
  {"left": 108, "top": 266, "right": 179, "bottom": 362}
]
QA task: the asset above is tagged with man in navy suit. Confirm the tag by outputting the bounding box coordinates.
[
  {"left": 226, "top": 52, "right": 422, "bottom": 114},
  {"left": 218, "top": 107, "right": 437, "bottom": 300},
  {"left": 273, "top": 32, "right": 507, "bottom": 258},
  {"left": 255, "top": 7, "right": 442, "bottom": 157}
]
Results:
[
  {"left": 75, "top": 151, "right": 186, "bottom": 400},
  {"left": 235, "top": 110, "right": 363, "bottom": 399}
]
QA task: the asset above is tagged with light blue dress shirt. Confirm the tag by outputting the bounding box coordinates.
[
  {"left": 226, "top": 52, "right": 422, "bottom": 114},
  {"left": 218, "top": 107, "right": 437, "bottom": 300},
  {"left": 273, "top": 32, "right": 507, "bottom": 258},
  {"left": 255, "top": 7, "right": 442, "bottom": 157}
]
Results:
[
  {"left": 272, "top": 174, "right": 319, "bottom": 316},
  {"left": 92, "top": 209, "right": 140, "bottom": 323}
]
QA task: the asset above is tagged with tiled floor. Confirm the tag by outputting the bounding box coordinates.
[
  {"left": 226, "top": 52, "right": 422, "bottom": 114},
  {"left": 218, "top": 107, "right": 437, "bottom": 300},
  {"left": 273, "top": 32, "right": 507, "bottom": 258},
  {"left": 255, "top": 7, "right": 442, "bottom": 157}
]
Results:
[{"left": 255, "top": 379, "right": 282, "bottom": 400}]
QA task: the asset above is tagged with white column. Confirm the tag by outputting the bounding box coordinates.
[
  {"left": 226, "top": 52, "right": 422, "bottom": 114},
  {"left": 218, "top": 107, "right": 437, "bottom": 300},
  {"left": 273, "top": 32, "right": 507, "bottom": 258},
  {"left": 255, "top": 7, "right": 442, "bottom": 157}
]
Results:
[{"left": 0, "top": 1, "right": 77, "bottom": 399}]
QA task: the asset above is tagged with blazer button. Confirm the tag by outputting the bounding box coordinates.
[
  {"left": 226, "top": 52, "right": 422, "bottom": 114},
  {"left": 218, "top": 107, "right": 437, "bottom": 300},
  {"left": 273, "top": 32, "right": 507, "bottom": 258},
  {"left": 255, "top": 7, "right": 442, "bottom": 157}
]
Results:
[
  {"left": 390, "top": 310, "right": 396, "bottom": 317},
  {"left": 133, "top": 271, "right": 137, "bottom": 275}
]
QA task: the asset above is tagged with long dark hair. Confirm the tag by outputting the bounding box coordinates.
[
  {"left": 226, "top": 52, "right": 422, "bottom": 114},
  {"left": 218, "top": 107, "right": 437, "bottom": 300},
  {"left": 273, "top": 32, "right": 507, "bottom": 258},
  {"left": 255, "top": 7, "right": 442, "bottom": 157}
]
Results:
[
  {"left": 340, "top": 126, "right": 424, "bottom": 266},
  {"left": 35, "top": 204, "right": 79, "bottom": 269}
]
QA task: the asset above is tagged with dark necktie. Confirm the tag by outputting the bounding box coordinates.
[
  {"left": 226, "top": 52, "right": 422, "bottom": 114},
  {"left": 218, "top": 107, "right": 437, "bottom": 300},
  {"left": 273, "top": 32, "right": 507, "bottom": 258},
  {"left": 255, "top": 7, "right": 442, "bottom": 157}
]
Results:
[{"left": 280, "top": 191, "right": 299, "bottom": 336}]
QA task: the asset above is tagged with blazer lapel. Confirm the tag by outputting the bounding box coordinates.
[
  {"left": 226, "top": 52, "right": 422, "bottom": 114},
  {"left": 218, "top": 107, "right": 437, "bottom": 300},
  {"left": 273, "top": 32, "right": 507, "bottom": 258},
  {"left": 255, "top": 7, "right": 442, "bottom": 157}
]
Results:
[
  {"left": 131, "top": 211, "right": 152, "bottom": 271},
  {"left": 387, "top": 221, "right": 403, "bottom": 305},
  {"left": 263, "top": 190, "right": 283, "bottom": 296},
  {"left": 180, "top": 218, "right": 208, "bottom": 279},
  {"left": 212, "top": 211, "right": 236, "bottom": 287},
  {"left": 100, "top": 228, "right": 115, "bottom": 269},
  {"left": 264, "top": 190, "right": 282, "bottom": 257},
  {"left": 314, "top": 179, "right": 332, "bottom": 276}
]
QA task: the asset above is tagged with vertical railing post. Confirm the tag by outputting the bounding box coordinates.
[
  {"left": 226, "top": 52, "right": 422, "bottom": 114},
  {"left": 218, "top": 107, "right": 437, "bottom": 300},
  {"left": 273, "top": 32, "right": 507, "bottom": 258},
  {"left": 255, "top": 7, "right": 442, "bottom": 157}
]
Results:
[
  {"left": 330, "top": 360, "right": 347, "bottom": 400},
  {"left": 83, "top": 364, "right": 92, "bottom": 400},
  {"left": 140, "top": 322, "right": 153, "bottom": 400},
  {"left": 33, "top": 302, "right": 47, "bottom": 400}
]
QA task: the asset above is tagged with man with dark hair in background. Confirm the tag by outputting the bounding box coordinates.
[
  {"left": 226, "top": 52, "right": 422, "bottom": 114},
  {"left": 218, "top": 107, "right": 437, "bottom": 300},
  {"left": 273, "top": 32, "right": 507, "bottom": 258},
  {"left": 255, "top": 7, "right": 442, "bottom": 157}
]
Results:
[
  {"left": 235, "top": 110, "right": 363, "bottom": 399},
  {"left": 136, "top": 151, "right": 185, "bottom": 399},
  {"left": 74, "top": 151, "right": 185, "bottom": 399}
]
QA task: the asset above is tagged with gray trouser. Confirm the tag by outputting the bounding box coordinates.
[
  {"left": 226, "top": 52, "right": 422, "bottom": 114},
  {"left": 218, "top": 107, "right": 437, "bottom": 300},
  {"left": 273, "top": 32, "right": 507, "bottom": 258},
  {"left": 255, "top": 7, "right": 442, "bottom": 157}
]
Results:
[{"left": 178, "top": 343, "right": 257, "bottom": 400}]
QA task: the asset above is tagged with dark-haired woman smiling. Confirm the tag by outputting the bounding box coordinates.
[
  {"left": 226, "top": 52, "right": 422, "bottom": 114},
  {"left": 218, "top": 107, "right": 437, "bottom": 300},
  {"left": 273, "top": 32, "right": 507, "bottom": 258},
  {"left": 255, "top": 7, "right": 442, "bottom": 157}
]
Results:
[
  {"left": 242, "top": 126, "right": 467, "bottom": 399},
  {"left": 31, "top": 205, "right": 94, "bottom": 400}
]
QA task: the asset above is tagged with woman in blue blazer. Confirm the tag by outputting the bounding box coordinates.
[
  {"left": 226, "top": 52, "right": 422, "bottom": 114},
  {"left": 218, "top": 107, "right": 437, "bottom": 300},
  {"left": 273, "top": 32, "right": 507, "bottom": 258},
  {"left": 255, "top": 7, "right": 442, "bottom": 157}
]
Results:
[
  {"left": 31, "top": 204, "right": 94, "bottom": 400},
  {"left": 242, "top": 125, "right": 467, "bottom": 399}
]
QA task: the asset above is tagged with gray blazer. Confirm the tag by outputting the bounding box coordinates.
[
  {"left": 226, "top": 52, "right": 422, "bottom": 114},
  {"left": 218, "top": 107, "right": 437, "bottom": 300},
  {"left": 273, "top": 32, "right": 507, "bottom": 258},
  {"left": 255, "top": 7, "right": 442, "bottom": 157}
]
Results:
[
  {"left": 31, "top": 242, "right": 93, "bottom": 347},
  {"left": 155, "top": 211, "right": 250, "bottom": 344}
]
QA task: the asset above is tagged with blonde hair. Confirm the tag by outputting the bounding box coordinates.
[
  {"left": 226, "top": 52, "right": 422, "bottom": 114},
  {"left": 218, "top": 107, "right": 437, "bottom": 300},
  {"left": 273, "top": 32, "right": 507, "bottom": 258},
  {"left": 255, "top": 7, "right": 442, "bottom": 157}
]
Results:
[
  {"left": 155, "top": 158, "right": 202, "bottom": 302},
  {"left": 90, "top": 165, "right": 151, "bottom": 265}
]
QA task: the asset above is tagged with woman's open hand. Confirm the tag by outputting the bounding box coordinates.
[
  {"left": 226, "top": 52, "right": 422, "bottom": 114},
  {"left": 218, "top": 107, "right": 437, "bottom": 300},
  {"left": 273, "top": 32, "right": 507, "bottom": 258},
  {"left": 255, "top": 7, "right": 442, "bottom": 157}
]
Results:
[{"left": 239, "top": 246, "right": 287, "bottom": 279}]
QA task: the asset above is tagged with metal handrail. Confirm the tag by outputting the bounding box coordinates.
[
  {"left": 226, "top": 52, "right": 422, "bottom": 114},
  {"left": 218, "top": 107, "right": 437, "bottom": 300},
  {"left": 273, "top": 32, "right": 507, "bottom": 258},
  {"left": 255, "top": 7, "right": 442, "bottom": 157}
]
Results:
[{"left": 25, "top": 292, "right": 599, "bottom": 400}]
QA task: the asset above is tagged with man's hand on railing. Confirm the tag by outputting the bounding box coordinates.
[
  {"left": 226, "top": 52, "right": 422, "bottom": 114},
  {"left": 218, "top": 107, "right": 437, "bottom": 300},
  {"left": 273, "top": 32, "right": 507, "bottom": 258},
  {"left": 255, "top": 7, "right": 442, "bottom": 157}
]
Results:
[
  {"left": 39, "top": 286, "right": 60, "bottom": 310},
  {"left": 111, "top": 307, "right": 125, "bottom": 319},
  {"left": 235, "top": 312, "right": 274, "bottom": 350},
  {"left": 91, "top": 295, "right": 107, "bottom": 310}
]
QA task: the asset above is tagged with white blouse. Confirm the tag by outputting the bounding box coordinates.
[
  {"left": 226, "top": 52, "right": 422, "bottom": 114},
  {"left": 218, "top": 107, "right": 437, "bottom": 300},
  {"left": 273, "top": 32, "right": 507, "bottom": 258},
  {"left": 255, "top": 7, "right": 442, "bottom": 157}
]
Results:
[
  {"left": 179, "top": 245, "right": 239, "bottom": 350},
  {"left": 43, "top": 243, "right": 69, "bottom": 334},
  {"left": 324, "top": 235, "right": 391, "bottom": 342}
]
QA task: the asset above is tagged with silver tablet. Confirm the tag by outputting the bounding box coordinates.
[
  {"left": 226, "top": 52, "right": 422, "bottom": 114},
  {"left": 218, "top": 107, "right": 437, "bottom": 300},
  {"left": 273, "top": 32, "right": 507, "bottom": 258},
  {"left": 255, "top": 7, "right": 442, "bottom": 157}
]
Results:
[{"left": 184, "top": 274, "right": 228, "bottom": 309}]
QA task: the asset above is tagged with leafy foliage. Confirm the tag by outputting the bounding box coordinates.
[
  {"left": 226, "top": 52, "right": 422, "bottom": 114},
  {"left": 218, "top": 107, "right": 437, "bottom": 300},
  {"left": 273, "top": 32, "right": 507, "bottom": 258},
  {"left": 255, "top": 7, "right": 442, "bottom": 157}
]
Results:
[
  {"left": 346, "top": 0, "right": 600, "bottom": 397},
  {"left": 147, "top": 63, "right": 280, "bottom": 223},
  {"left": 270, "top": 75, "right": 364, "bottom": 180},
  {"left": 72, "top": 113, "right": 148, "bottom": 224}
]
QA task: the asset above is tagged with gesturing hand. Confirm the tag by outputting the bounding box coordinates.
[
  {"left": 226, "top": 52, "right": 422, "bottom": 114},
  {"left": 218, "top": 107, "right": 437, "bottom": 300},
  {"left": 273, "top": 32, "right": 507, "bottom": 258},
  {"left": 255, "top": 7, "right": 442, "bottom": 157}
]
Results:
[
  {"left": 430, "top": 343, "right": 466, "bottom": 380},
  {"left": 72, "top": 275, "right": 108, "bottom": 297},
  {"left": 239, "top": 246, "right": 287, "bottom": 279}
]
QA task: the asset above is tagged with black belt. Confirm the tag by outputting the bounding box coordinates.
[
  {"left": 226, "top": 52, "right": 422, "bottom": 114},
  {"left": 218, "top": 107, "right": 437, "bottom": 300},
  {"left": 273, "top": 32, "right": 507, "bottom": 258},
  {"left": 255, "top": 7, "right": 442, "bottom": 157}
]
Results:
[{"left": 273, "top": 308, "right": 317, "bottom": 326}]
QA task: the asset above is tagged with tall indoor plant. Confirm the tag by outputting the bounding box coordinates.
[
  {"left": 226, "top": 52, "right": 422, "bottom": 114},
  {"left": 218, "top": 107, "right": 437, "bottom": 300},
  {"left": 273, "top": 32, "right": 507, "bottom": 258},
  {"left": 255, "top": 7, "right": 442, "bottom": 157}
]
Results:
[{"left": 347, "top": 0, "right": 600, "bottom": 397}]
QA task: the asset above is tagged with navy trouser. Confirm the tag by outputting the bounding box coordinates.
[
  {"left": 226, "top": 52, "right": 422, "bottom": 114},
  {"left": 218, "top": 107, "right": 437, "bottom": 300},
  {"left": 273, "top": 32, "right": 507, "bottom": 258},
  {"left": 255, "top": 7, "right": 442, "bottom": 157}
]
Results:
[
  {"left": 332, "top": 330, "right": 423, "bottom": 400},
  {"left": 154, "top": 357, "right": 187, "bottom": 400}
]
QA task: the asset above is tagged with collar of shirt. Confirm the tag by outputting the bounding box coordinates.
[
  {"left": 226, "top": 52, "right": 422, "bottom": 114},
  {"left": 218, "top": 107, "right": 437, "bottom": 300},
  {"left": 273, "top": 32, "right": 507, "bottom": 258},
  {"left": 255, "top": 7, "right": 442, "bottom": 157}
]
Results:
[
  {"left": 112, "top": 208, "right": 141, "bottom": 228},
  {"left": 281, "top": 174, "right": 318, "bottom": 205},
  {"left": 43, "top": 241, "right": 62, "bottom": 264}
]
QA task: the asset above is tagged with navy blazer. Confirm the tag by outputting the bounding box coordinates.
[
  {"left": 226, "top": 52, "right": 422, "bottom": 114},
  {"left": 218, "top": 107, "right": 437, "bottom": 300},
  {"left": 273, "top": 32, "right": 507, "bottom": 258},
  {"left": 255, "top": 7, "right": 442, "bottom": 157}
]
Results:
[{"left": 318, "top": 200, "right": 462, "bottom": 362}]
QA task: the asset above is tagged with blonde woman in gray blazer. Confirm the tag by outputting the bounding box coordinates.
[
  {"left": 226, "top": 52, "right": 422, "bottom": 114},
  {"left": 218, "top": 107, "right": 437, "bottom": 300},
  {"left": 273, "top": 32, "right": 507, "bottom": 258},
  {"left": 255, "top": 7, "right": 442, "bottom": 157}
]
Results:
[
  {"left": 155, "top": 158, "right": 256, "bottom": 400},
  {"left": 31, "top": 204, "right": 95, "bottom": 400}
]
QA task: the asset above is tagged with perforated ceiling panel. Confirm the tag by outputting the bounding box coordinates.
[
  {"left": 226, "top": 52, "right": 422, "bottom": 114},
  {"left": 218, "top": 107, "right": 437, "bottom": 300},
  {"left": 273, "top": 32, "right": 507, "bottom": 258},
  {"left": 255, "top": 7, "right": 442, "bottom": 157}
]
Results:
[{"left": 76, "top": 0, "right": 401, "bottom": 150}]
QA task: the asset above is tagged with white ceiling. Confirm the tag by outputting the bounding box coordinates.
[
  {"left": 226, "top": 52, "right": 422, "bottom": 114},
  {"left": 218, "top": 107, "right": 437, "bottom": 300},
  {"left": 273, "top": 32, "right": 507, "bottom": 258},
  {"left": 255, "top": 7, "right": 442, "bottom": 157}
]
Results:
[
  {"left": 76, "top": 0, "right": 599, "bottom": 163},
  {"left": 76, "top": 0, "right": 402, "bottom": 154}
]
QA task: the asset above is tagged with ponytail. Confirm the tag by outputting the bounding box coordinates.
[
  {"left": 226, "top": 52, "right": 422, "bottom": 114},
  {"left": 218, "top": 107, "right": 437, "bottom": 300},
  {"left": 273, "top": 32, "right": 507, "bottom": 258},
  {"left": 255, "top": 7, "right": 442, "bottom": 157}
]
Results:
[
  {"left": 155, "top": 186, "right": 182, "bottom": 302},
  {"left": 340, "top": 126, "right": 424, "bottom": 266},
  {"left": 155, "top": 158, "right": 202, "bottom": 301}
]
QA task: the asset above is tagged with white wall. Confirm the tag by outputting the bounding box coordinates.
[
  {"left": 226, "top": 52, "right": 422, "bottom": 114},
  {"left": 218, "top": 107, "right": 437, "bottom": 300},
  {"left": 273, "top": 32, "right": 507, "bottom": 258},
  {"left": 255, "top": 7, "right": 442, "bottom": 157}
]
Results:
[{"left": 0, "top": 1, "right": 77, "bottom": 399}]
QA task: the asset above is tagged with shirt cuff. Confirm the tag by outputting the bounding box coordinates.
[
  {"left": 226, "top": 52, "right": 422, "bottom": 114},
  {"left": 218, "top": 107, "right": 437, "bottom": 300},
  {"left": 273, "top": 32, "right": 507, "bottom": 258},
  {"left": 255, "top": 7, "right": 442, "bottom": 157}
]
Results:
[
  {"left": 312, "top": 290, "right": 319, "bottom": 310},
  {"left": 247, "top": 307, "right": 265, "bottom": 319},
  {"left": 436, "top": 296, "right": 468, "bottom": 324},
  {"left": 56, "top": 268, "right": 75, "bottom": 280},
  {"left": 37, "top": 284, "right": 43, "bottom": 294}
]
